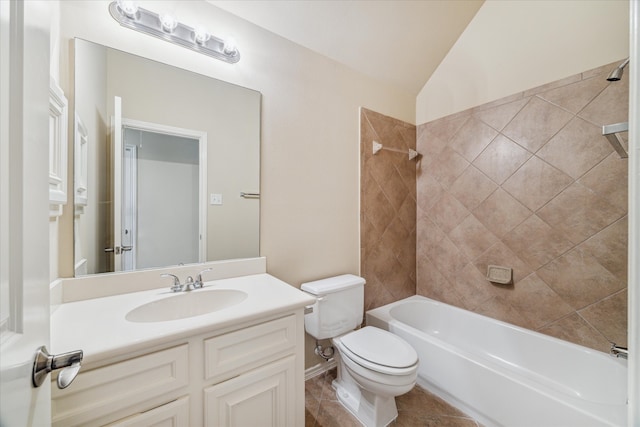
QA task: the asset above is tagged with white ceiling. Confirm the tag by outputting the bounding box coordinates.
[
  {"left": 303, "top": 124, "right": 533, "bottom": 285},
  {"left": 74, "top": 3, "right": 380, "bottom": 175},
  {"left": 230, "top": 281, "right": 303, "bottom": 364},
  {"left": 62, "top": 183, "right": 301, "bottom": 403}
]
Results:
[{"left": 208, "top": 0, "right": 484, "bottom": 96}]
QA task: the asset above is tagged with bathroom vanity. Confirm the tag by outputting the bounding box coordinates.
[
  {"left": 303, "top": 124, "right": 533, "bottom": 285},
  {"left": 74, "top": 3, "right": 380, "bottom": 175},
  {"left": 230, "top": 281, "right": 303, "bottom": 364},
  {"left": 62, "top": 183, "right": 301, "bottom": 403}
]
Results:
[{"left": 50, "top": 266, "right": 315, "bottom": 427}]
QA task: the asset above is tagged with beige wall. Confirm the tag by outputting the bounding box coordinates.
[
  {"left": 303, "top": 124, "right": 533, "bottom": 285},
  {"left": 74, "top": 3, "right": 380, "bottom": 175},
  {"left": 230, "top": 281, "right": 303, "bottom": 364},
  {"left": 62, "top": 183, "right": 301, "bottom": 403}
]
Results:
[
  {"left": 55, "top": 0, "right": 415, "bottom": 286},
  {"left": 74, "top": 40, "right": 109, "bottom": 275},
  {"left": 417, "top": 0, "right": 630, "bottom": 123},
  {"left": 416, "top": 61, "right": 629, "bottom": 352}
]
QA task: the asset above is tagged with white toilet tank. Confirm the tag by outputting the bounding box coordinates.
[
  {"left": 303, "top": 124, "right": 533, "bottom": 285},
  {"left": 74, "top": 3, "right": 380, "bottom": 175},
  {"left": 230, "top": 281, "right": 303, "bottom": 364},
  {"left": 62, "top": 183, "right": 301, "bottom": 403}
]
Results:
[{"left": 301, "top": 274, "right": 365, "bottom": 340}]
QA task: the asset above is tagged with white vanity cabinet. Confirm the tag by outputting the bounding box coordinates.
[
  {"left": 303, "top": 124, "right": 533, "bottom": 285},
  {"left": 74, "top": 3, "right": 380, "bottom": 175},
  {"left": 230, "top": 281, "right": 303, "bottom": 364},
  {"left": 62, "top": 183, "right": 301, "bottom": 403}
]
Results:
[{"left": 51, "top": 312, "right": 305, "bottom": 427}]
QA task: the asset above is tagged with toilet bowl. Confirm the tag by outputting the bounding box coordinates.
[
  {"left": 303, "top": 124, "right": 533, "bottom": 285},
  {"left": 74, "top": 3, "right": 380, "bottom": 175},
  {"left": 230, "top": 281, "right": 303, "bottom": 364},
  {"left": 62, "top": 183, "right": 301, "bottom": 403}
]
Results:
[
  {"left": 331, "top": 327, "right": 418, "bottom": 426},
  {"left": 301, "top": 275, "right": 419, "bottom": 427}
]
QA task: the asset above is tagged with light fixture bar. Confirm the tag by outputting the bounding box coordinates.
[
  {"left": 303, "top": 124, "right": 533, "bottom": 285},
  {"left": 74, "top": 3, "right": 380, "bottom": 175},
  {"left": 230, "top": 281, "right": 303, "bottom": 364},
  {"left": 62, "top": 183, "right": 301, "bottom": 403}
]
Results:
[{"left": 108, "top": 2, "right": 240, "bottom": 64}]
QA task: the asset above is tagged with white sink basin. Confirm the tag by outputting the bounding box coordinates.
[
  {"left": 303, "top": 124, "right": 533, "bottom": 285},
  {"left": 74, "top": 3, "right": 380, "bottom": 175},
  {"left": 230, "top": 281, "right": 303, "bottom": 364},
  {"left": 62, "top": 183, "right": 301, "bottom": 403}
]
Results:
[{"left": 125, "top": 289, "right": 248, "bottom": 323}]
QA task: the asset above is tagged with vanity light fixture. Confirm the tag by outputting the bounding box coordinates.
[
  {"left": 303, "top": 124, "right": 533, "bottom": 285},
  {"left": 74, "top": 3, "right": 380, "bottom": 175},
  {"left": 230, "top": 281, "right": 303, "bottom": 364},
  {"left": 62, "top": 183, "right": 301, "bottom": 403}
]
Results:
[{"left": 109, "top": 1, "right": 240, "bottom": 64}]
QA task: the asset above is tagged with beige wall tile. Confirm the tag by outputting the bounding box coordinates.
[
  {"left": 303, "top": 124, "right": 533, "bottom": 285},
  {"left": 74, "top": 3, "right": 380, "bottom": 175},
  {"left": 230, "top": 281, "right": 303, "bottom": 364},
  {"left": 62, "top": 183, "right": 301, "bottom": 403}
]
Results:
[
  {"left": 537, "top": 117, "right": 613, "bottom": 179},
  {"left": 579, "top": 152, "right": 628, "bottom": 212},
  {"left": 473, "top": 97, "right": 530, "bottom": 131},
  {"left": 579, "top": 290, "right": 627, "bottom": 346},
  {"left": 578, "top": 78, "right": 629, "bottom": 127},
  {"left": 502, "top": 97, "right": 573, "bottom": 152},
  {"left": 429, "top": 147, "right": 470, "bottom": 189},
  {"left": 537, "top": 76, "right": 608, "bottom": 114},
  {"left": 538, "top": 313, "right": 611, "bottom": 352},
  {"left": 450, "top": 166, "right": 498, "bottom": 211},
  {"left": 361, "top": 109, "right": 416, "bottom": 311},
  {"left": 472, "top": 189, "right": 532, "bottom": 238},
  {"left": 427, "top": 192, "right": 470, "bottom": 234},
  {"left": 579, "top": 216, "right": 628, "bottom": 283},
  {"left": 502, "top": 215, "right": 573, "bottom": 270},
  {"left": 537, "top": 248, "right": 625, "bottom": 310},
  {"left": 417, "top": 172, "right": 445, "bottom": 212},
  {"left": 537, "top": 182, "right": 625, "bottom": 244},
  {"left": 449, "top": 215, "right": 499, "bottom": 260},
  {"left": 449, "top": 117, "right": 498, "bottom": 162},
  {"left": 502, "top": 156, "right": 573, "bottom": 211},
  {"left": 472, "top": 134, "right": 532, "bottom": 184},
  {"left": 504, "top": 273, "right": 574, "bottom": 330},
  {"left": 423, "top": 114, "right": 470, "bottom": 143}
]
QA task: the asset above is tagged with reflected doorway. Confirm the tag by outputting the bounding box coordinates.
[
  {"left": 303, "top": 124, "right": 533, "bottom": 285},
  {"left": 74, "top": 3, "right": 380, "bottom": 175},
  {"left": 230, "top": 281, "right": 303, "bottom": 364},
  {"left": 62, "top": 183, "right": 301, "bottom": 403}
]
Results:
[{"left": 115, "top": 121, "right": 207, "bottom": 271}]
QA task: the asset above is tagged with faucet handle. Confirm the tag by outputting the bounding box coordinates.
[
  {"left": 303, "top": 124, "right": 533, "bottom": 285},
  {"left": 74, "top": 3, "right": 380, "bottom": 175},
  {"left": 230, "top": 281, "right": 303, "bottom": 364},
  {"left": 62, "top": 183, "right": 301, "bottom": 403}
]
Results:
[
  {"left": 195, "top": 268, "right": 213, "bottom": 288},
  {"left": 161, "top": 273, "right": 182, "bottom": 292}
]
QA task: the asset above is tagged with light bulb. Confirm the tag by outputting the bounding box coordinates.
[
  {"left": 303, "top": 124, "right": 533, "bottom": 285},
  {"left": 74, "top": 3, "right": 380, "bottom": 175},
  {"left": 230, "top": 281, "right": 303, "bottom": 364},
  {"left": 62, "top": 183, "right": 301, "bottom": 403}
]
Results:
[
  {"left": 160, "top": 13, "right": 178, "bottom": 33},
  {"left": 223, "top": 37, "right": 237, "bottom": 56},
  {"left": 116, "top": 0, "right": 139, "bottom": 18},
  {"left": 194, "top": 26, "right": 211, "bottom": 45}
]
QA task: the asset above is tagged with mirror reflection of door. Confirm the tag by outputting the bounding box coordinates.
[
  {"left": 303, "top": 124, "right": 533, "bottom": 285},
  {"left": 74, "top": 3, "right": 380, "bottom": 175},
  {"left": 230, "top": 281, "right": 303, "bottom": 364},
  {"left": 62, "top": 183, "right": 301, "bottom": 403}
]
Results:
[
  {"left": 122, "top": 143, "right": 136, "bottom": 271},
  {"left": 107, "top": 95, "right": 207, "bottom": 271},
  {"left": 120, "top": 125, "right": 202, "bottom": 270}
]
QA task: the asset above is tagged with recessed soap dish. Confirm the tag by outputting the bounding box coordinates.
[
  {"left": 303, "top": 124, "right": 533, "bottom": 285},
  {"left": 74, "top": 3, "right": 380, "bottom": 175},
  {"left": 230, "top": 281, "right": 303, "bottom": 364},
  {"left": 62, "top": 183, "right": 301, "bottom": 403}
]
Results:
[{"left": 487, "top": 265, "right": 513, "bottom": 285}]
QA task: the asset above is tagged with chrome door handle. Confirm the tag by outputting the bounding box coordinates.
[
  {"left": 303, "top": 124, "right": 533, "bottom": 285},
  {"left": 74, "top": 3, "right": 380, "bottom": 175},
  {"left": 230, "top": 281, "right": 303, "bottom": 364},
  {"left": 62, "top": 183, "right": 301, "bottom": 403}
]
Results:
[
  {"left": 104, "top": 246, "right": 132, "bottom": 253},
  {"left": 32, "top": 346, "right": 83, "bottom": 389}
]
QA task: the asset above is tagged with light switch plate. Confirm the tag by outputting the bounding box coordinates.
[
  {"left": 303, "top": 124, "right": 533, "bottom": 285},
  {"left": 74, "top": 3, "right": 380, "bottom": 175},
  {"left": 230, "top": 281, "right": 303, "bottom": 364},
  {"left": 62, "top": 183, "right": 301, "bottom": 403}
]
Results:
[{"left": 210, "top": 193, "right": 223, "bottom": 205}]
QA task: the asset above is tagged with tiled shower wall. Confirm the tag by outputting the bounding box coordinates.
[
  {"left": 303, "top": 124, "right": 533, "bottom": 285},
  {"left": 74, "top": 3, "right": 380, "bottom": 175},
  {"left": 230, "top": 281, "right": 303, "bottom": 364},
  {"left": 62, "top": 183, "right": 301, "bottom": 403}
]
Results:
[
  {"left": 416, "top": 60, "right": 629, "bottom": 352},
  {"left": 361, "top": 108, "right": 417, "bottom": 311}
]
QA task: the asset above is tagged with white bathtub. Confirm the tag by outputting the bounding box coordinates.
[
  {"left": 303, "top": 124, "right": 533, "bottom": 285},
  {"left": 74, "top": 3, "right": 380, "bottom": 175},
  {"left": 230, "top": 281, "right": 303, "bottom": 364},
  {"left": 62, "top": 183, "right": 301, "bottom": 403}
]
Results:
[{"left": 366, "top": 295, "right": 628, "bottom": 427}]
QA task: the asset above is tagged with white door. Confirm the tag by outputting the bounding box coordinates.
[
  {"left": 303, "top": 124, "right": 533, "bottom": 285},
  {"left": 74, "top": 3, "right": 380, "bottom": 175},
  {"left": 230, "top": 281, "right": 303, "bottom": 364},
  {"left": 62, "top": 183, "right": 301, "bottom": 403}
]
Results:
[
  {"left": 0, "top": 1, "right": 52, "bottom": 425},
  {"left": 111, "top": 96, "right": 124, "bottom": 271},
  {"left": 122, "top": 143, "right": 137, "bottom": 271}
]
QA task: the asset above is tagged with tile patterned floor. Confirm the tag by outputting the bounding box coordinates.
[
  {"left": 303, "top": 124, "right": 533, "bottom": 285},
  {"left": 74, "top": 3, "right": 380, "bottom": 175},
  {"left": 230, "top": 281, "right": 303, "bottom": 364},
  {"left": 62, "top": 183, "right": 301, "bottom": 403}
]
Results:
[{"left": 305, "top": 369, "right": 481, "bottom": 427}]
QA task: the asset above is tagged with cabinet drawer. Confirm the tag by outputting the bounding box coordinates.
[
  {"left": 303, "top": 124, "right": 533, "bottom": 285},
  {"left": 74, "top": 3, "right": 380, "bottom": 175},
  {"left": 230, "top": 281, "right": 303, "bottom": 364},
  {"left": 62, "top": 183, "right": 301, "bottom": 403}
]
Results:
[
  {"left": 204, "top": 315, "right": 296, "bottom": 383},
  {"left": 52, "top": 345, "right": 189, "bottom": 427},
  {"left": 106, "top": 396, "right": 190, "bottom": 427}
]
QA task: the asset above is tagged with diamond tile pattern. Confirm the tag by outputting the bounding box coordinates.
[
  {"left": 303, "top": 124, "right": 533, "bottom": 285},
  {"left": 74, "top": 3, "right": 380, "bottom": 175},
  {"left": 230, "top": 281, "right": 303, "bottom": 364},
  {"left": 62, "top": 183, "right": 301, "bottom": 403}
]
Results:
[
  {"left": 502, "top": 156, "right": 573, "bottom": 211},
  {"left": 361, "top": 108, "right": 416, "bottom": 311},
  {"left": 415, "top": 60, "right": 629, "bottom": 352},
  {"left": 502, "top": 96, "right": 573, "bottom": 152}
]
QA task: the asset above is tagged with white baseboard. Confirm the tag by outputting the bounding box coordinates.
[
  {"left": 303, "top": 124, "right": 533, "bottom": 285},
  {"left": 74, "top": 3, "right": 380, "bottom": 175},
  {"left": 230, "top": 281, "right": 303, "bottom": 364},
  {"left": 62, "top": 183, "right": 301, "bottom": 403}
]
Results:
[{"left": 305, "top": 359, "right": 337, "bottom": 381}]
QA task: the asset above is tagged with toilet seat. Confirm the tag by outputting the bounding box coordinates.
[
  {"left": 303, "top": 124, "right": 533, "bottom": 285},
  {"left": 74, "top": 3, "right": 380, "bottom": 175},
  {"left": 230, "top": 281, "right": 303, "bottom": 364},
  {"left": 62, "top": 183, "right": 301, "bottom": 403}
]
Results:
[{"left": 334, "top": 327, "right": 418, "bottom": 376}]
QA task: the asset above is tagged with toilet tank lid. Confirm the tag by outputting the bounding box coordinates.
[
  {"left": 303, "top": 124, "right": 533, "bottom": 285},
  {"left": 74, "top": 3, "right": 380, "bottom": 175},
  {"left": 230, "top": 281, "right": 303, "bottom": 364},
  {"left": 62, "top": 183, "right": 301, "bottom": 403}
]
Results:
[{"left": 300, "top": 274, "right": 365, "bottom": 296}]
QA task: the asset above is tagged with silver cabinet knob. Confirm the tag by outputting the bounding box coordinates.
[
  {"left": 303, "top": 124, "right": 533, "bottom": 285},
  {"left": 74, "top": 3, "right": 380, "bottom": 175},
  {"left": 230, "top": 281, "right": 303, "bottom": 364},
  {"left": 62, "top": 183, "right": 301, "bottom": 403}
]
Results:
[{"left": 32, "top": 346, "right": 83, "bottom": 389}]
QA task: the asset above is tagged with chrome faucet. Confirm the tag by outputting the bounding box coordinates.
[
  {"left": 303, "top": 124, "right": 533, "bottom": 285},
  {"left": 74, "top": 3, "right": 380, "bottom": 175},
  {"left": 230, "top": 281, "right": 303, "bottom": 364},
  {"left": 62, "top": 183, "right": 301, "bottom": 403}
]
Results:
[
  {"left": 610, "top": 343, "right": 628, "bottom": 359},
  {"left": 195, "top": 268, "right": 213, "bottom": 288},
  {"left": 161, "top": 268, "right": 213, "bottom": 292},
  {"left": 182, "top": 276, "right": 196, "bottom": 291}
]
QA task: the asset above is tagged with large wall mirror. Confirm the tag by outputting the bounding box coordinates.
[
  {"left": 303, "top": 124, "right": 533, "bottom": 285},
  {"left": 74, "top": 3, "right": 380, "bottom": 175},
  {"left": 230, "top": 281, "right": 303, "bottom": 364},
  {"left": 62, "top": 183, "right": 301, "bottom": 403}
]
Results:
[{"left": 73, "top": 38, "right": 261, "bottom": 277}]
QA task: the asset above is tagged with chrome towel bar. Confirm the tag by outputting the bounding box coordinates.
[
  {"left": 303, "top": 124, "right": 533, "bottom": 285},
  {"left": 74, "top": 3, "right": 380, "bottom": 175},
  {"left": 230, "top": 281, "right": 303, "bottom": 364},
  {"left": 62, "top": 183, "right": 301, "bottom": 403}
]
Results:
[{"left": 240, "top": 192, "right": 260, "bottom": 199}]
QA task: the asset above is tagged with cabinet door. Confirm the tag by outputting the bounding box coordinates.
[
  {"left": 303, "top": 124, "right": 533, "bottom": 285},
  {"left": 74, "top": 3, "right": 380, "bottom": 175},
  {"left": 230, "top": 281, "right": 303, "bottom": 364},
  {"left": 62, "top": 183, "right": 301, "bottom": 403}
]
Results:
[
  {"left": 106, "top": 397, "right": 189, "bottom": 427},
  {"left": 204, "top": 356, "right": 296, "bottom": 427}
]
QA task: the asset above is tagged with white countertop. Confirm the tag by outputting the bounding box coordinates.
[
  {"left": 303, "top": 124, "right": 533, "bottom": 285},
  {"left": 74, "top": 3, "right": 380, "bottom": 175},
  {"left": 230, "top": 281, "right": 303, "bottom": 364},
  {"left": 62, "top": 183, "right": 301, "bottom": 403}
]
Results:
[{"left": 51, "top": 273, "right": 315, "bottom": 365}]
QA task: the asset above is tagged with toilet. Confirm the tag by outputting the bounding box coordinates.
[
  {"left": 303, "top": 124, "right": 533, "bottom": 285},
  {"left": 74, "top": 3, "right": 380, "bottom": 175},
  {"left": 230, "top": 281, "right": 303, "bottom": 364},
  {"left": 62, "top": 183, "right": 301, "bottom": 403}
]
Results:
[{"left": 301, "top": 275, "right": 418, "bottom": 427}]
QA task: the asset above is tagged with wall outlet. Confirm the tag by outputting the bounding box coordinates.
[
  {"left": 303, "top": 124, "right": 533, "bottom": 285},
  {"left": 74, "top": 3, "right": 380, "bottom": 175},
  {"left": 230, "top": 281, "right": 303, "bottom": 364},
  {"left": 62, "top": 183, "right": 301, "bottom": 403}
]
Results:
[{"left": 210, "top": 193, "right": 223, "bottom": 205}]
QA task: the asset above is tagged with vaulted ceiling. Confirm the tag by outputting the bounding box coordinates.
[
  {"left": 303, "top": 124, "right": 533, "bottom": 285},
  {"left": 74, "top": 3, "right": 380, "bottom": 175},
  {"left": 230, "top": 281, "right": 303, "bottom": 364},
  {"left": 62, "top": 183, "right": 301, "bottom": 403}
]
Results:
[{"left": 209, "top": 1, "right": 484, "bottom": 96}]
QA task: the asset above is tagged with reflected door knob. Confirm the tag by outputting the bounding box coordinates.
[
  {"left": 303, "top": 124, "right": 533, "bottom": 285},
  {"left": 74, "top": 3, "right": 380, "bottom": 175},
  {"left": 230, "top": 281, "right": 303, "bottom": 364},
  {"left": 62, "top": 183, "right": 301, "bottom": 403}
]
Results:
[{"left": 32, "top": 346, "right": 83, "bottom": 389}]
